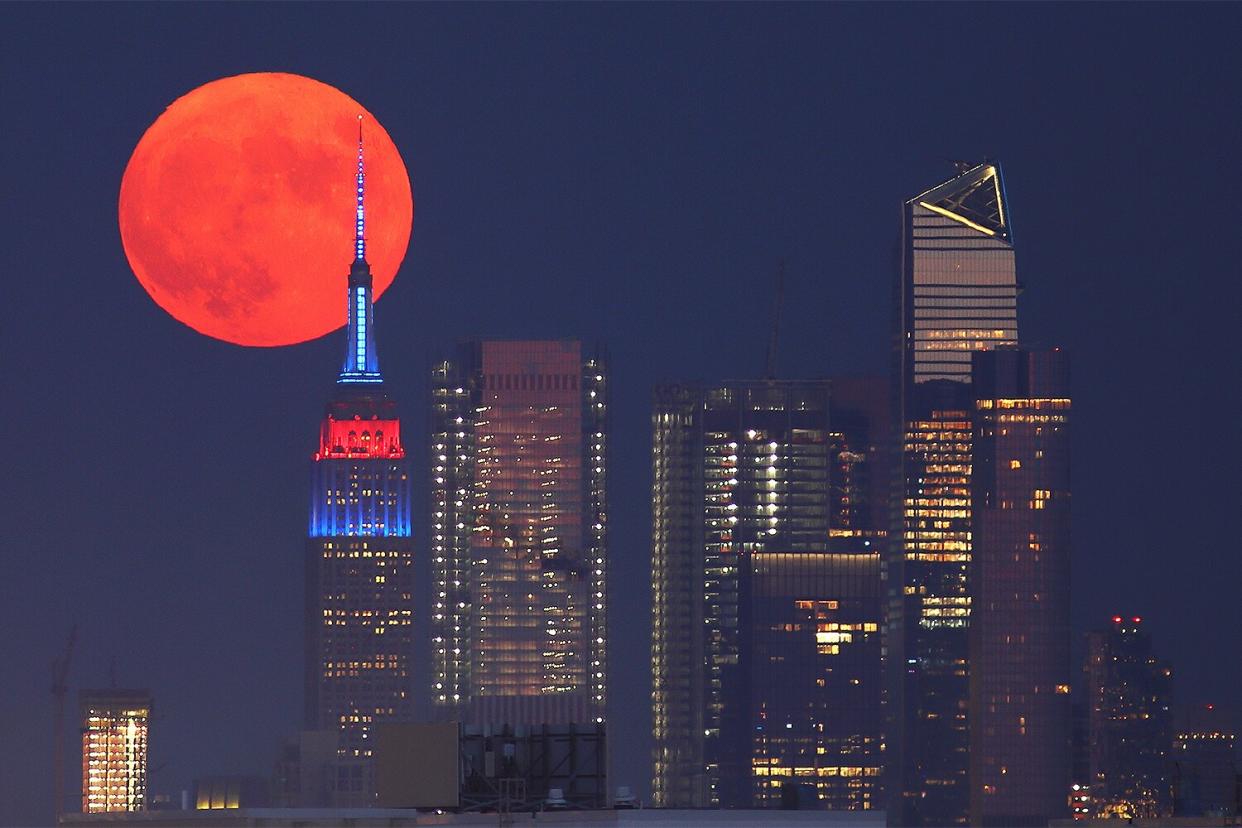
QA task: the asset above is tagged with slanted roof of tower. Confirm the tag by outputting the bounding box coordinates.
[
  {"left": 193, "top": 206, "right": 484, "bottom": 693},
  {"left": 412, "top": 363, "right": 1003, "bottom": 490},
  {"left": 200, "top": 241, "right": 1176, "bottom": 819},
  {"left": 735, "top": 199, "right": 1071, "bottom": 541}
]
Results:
[{"left": 911, "top": 161, "right": 1011, "bottom": 242}]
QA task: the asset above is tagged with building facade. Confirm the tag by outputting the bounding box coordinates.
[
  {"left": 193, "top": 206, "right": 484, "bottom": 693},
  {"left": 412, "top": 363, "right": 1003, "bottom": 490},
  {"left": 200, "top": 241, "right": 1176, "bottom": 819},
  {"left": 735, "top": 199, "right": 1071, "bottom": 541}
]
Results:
[
  {"left": 1173, "top": 704, "right": 1238, "bottom": 817},
  {"left": 304, "top": 130, "right": 414, "bottom": 804},
  {"left": 430, "top": 340, "right": 607, "bottom": 727},
  {"left": 968, "top": 349, "right": 1072, "bottom": 826},
  {"left": 1084, "top": 616, "right": 1174, "bottom": 819},
  {"left": 888, "top": 161, "right": 1018, "bottom": 826},
  {"left": 80, "top": 689, "right": 151, "bottom": 813},
  {"left": 651, "top": 379, "right": 888, "bottom": 810},
  {"left": 747, "top": 551, "right": 883, "bottom": 810}
]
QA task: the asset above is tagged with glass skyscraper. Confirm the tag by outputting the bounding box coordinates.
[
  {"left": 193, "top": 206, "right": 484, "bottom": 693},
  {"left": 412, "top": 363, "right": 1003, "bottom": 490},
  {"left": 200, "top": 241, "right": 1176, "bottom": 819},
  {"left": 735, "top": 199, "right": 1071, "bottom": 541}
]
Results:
[
  {"left": 968, "top": 349, "right": 1072, "bottom": 826},
  {"left": 651, "top": 379, "right": 888, "bottom": 810},
  {"left": 429, "top": 340, "right": 607, "bottom": 727},
  {"left": 304, "top": 130, "right": 413, "bottom": 805},
  {"left": 888, "top": 161, "right": 1017, "bottom": 826}
]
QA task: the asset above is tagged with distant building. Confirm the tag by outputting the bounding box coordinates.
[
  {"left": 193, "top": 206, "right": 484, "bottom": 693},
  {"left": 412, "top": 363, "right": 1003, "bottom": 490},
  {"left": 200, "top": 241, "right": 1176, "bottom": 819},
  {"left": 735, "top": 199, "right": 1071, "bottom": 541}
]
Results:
[
  {"left": 429, "top": 340, "right": 608, "bottom": 727},
  {"left": 193, "top": 776, "right": 270, "bottom": 811},
  {"left": 651, "top": 378, "right": 888, "bottom": 810},
  {"left": 1085, "top": 616, "right": 1174, "bottom": 818},
  {"left": 747, "top": 550, "right": 883, "bottom": 810},
  {"left": 304, "top": 129, "right": 414, "bottom": 804},
  {"left": 1070, "top": 702, "right": 1092, "bottom": 819},
  {"left": 80, "top": 689, "right": 151, "bottom": 813},
  {"left": 1173, "top": 704, "right": 1237, "bottom": 817},
  {"left": 888, "top": 160, "right": 1018, "bottom": 827},
  {"left": 968, "top": 349, "right": 1072, "bottom": 826},
  {"left": 271, "top": 731, "right": 337, "bottom": 808}
]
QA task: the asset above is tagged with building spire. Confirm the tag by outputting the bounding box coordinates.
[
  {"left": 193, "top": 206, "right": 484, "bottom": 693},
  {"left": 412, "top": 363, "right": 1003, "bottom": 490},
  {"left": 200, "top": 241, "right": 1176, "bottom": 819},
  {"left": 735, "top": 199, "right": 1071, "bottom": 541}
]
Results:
[
  {"left": 339, "top": 114, "right": 382, "bottom": 385},
  {"left": 355, "top": 114, "right": 366, "bottom": 262}
]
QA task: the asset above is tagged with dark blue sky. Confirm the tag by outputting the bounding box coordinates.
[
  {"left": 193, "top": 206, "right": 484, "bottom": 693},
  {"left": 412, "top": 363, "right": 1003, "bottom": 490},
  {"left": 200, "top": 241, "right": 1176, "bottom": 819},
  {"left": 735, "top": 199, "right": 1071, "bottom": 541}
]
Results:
[{"left": 2, "top": 4, "right": 1240, "bottom": 824}]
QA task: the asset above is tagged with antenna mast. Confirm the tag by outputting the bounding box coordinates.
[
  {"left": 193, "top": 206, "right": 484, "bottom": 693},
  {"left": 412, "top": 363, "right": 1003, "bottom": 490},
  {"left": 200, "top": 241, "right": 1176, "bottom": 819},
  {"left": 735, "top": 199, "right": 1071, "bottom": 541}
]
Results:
[
  {"left": 765, "top": 260, "right": 786, "bottom": 380},
  {"left": 52, "top": 623, "right": 78, "bottom": 822}
]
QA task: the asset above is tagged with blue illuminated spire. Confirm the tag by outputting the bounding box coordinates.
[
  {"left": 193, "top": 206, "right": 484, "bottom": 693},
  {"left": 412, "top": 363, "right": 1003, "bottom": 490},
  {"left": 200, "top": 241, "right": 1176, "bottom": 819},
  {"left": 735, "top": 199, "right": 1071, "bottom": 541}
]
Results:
[
  {"left": 354, "top": 116, "right": 366, "bottom": 262},
  {"left": 339, "top": 115, "right": 382, "bottom": 385}
]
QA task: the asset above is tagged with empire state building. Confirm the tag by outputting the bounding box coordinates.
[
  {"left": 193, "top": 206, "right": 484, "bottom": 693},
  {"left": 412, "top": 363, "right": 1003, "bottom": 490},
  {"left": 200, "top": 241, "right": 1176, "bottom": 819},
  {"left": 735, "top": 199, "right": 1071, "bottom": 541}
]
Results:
[{"left": 305, "top": 120, "right": 413, "bottom": 804}]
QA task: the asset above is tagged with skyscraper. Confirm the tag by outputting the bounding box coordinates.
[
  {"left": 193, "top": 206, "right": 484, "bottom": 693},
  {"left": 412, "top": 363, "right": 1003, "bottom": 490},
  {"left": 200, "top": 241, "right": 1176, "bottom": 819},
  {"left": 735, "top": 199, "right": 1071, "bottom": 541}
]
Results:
[
  {"left": 1085, "top": 616, "right": 1175, "bottom": 818},
  {"left": 888, "top": 161, "right": 1017, "bottom": 826},
  {"left": 304, "top": 123, "right": 413, "bottom": 805},
  {"left": 651, "top": 378, "right": 888, "bottom": 810},
  {"left": 969, "top": 349, "right": 1072, "bottom": 826},
  {"left": 80, "top": 689, "right": 151, "bottom": 814},
  {"left": 429, "top": 340, "right": 607, "bottom": 727},
  {"left": 1173, "top": 704, "right": 1238, "bottom": 817},
  {"left": 747, "top": 550, "right": 884, "bottom": 810}
]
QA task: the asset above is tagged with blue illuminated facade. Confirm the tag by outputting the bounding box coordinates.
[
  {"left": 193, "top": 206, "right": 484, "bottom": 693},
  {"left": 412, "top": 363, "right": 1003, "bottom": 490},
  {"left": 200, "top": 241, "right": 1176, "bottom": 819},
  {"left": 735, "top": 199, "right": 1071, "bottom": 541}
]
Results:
[
  {"left": 304, "top": 118, "right": 415, "bottom": 805},
  {"left": 307, "top": 458, "right": 411, "bottom": 538}
]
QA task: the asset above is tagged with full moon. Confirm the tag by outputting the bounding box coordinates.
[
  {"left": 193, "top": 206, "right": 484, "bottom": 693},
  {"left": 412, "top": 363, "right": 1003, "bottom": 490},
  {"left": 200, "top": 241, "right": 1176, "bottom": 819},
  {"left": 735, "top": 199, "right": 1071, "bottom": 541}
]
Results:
[{"left": 119, "top": 72, "right": 413, "bottom": 347}]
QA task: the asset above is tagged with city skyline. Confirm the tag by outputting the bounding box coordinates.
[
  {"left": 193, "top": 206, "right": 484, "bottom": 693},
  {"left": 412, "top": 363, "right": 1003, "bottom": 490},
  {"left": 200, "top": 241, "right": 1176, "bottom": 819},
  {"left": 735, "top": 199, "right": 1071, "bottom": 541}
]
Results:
[{"left": 3, "top": 4, "right": 1241, "bottom": 825}]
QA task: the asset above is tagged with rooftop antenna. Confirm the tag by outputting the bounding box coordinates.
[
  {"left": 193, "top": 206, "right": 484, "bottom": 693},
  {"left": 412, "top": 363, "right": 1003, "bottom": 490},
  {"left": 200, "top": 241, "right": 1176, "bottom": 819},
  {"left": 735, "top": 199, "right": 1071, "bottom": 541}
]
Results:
[
  {"left": 764, "top": 260, "right": 785, "bottom": 380},
  {"left": 51, "top": 623, "right": 78, "bottom": 823},
  {"left": 354, "top": 114, "right": 366, "bottom": 262}
]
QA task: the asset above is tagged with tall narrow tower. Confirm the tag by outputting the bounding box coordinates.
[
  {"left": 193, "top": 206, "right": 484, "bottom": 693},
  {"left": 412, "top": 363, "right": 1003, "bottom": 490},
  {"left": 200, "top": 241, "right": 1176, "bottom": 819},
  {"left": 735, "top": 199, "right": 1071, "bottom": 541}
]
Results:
[
  {"left": 305, "top": 119, "right": 413, "bottom": 806},
  {"left": 888, "top": 162, "right": 1017, "bottom": 827}
]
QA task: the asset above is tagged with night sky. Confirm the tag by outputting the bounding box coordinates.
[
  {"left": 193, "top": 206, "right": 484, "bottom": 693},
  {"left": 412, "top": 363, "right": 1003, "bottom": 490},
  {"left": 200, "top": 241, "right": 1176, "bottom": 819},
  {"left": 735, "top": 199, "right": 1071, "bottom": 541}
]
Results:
[{"left": 3, "top": 4, "right": 1241, "bottom": 825}]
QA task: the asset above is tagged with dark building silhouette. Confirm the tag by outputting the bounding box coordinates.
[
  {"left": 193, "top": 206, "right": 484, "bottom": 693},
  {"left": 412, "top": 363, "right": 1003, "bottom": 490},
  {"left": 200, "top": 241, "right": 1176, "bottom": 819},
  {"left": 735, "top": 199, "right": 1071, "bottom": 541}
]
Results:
[
  {"left": 888, "top": 161, "right": 1017, "bottom": 827},
  {"left": 1070, "top": 701, "right": 1092, "bottom": 819},
  {"left": 429, "top": 340, "right": 608, "bottom": 727},
  {"left": 651, "top": 378, "right": 888, "bottom": 810},
  {"left": 968, "top": 349, "right": 1072, "bottom": 826},
  {"left": 747, "top": 550, "right": 883, "bottom": 810},
  {"left": 1173, "top": 704, "right": 1237, "bottom": 817},
  {"left": 304, "top": 128, "right": 414, "bottom": 804},
  {"left": 1085, "top": 616, "right": 1174, "bottom": 818}
]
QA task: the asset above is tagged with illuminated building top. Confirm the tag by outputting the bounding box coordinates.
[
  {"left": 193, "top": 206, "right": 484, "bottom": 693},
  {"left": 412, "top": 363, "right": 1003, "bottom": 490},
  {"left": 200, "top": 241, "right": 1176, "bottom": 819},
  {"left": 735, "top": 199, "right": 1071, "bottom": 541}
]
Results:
[
  {"left": 912, "top": 161, "right": 1011, "bottom": 242},
  {"left": 338, "top": 115, "right": 382, "bottom": 386},
  {"left": 902, "top": 160, "right": 1018, "bottom": 386},
  {"left": 309, "top": 117, "right": 409, "bottom": 539}
]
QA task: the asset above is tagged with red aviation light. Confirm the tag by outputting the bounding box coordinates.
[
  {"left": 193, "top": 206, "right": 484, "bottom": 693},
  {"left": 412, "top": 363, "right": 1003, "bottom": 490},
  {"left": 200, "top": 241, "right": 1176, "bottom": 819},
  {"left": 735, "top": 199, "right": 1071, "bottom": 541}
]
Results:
[
  {"left": 1111, "top": 615, "right": 1122, "bottom": 624},
  {"left": 316, "top": 416, "right": 404, "bottom": 460},
  {"left": 1132, "top": 616, "right": 1142, "bottom": 624}
]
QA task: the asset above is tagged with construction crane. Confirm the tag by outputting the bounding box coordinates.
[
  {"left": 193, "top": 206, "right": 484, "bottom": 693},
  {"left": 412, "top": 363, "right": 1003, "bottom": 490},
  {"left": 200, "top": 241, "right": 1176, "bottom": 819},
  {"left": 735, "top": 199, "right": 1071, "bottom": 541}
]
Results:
[
  {"left": 764, "top": 260, "right": 786, "bottom": 380},
  {"left": 52, "top": 624, "right": 77, "bottom": 823}
]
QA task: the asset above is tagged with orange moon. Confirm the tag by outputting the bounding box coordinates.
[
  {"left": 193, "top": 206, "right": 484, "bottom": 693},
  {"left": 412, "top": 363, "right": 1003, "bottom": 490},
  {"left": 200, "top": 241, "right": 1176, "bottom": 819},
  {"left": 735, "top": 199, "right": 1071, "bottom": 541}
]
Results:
[{"left": 119, "top": 72, "right": 413, "bottom": 347}]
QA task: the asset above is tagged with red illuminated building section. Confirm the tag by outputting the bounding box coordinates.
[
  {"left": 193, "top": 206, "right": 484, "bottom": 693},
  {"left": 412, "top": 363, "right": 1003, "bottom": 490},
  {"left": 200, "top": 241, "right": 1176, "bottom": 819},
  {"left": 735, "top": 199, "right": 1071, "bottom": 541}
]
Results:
[{"left": 315, "top": 416, "right": 404, "bottom": 460}]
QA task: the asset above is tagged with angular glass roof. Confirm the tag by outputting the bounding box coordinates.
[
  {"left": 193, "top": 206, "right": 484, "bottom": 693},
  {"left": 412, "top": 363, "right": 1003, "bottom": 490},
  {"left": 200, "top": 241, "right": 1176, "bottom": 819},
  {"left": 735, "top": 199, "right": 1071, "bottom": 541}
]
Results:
[{"left": 912, "top": 161, "right": 1010, "bottom": 241}]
